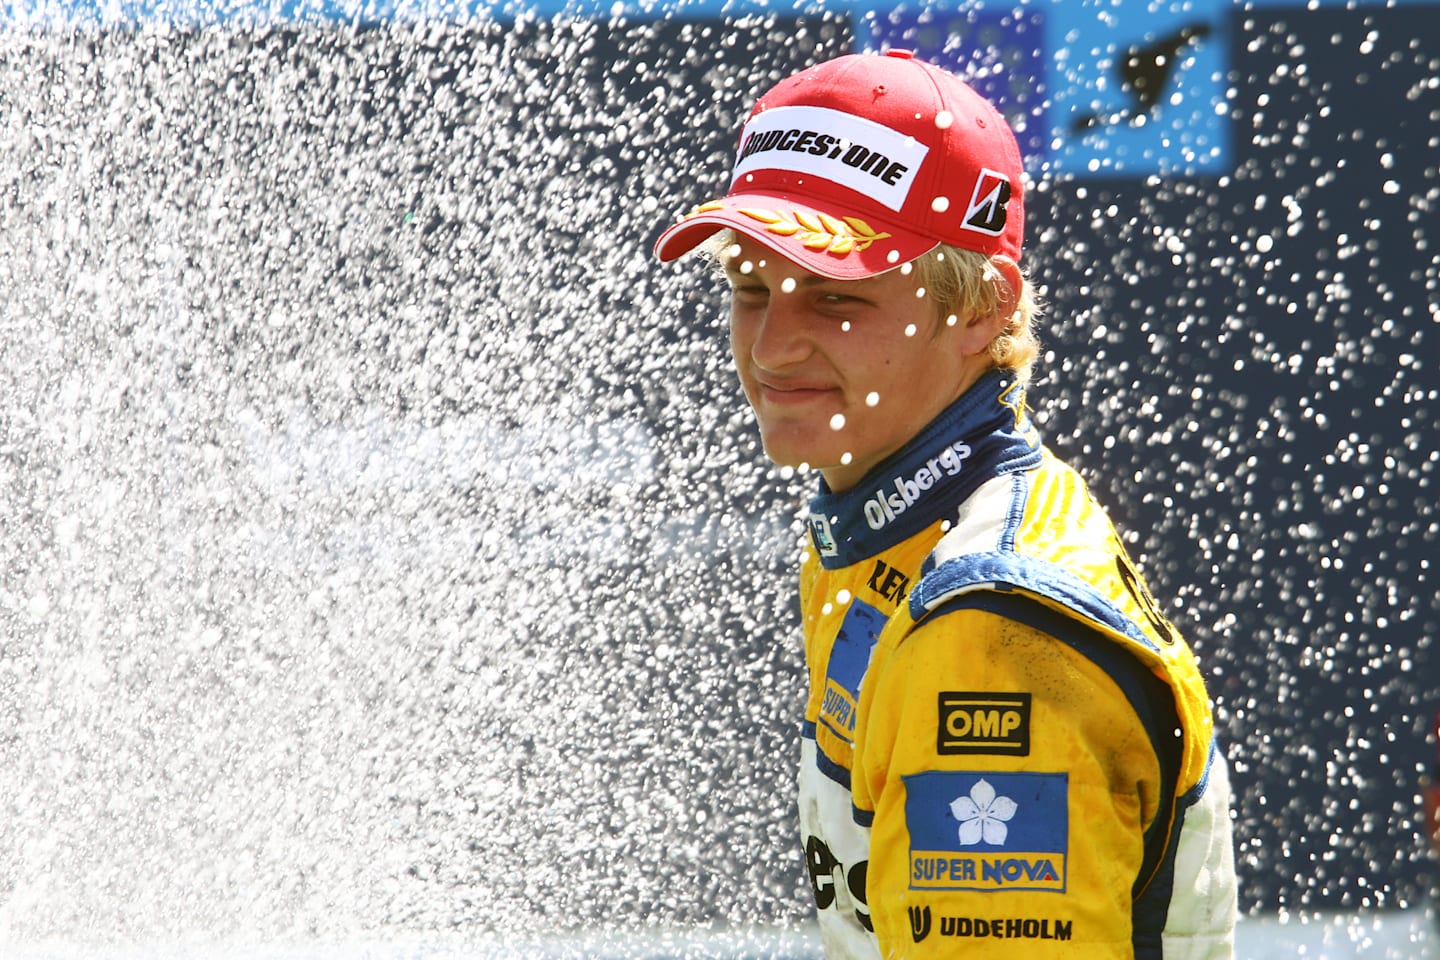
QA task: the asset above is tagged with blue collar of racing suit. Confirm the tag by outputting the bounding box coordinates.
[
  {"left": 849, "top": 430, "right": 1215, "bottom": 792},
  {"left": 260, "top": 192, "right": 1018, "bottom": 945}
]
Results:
[{"left": 803, "top": 371, "right": 1043, "bottom": 570}]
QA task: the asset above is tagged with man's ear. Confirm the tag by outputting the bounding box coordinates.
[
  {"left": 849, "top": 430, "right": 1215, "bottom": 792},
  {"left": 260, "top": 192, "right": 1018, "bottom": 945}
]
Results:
[
  {"left": 991, "top": 257, "right": 1023, "bottom": 319},
  {"left": 954, "top": 256, "right": 1024, "bottom": 357}
]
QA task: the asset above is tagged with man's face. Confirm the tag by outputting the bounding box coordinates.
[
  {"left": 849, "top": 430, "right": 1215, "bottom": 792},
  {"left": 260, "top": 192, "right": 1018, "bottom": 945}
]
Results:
[{"left": 724, "top": 235, "right": 987, "bottom": 492}]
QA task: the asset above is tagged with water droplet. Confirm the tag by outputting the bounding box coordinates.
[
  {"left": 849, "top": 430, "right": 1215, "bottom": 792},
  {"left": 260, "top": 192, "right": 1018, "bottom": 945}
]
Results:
[
  {"left": 865, "top": 392, "right": 880, "bottom": 407},
  {"left": 934, "top": 110, "right": 954, "bottom": 129},
  {"left": 780, "top": 277, "right": 797, "bottom": 293},
  {"left": 829, "top": 413, "right": 846, "bottom": 431},
  {"left": 931, "top": 196, "right": 950, "bottom": 213}
]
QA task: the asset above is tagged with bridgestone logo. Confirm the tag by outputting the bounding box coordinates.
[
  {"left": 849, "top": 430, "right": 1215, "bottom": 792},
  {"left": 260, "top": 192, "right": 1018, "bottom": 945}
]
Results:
[
  {"left": 962, "top": 168, "right": 1012, "bottom": 236},
  {"left": 732, "top": 105, "right": 927, "bottom": 213},
  {"left": 737, "top": 129, "right": 909, "bottom": 186}
]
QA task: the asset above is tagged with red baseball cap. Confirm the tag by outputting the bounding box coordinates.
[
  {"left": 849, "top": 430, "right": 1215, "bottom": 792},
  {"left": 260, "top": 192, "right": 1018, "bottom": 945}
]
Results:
[{"left": 654, "top": 50, "right": 1025, "bottom": 280}]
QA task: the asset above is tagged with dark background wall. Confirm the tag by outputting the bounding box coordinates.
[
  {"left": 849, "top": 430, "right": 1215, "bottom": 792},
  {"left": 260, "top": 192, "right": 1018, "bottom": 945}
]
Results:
[{"left": 1021, "top": 4, "right": 1439, "bottom": 913}]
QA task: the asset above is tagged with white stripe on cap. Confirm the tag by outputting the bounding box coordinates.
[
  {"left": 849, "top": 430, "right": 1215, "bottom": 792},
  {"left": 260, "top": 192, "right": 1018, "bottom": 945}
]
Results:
[{"left": 730, "top": 105, "right": 930, "bottom": 213}]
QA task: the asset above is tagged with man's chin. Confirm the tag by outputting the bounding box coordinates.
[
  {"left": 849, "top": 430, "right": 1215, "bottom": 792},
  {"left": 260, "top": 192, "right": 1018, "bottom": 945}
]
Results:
[{"left": 760, "top": 442, "right": 846, "bottom": 478}]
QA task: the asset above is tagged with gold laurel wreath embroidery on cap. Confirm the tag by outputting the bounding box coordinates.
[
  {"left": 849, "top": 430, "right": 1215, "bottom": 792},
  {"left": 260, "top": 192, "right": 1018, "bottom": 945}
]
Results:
[
  {"left": 681, "top": 202, "right": 890, "bottom": 257},
  {"left": 737, "top": 207, "right": 891, "bottom": 256}
]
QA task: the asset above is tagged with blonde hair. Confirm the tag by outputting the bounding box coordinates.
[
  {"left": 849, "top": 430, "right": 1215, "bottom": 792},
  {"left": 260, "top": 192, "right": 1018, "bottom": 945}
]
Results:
[
  {"left": 913, "top": 245, "right": 1042, "bottom": 385},
  {"left": 705, "top": 230, "right": 1042, "bottom": 383}
]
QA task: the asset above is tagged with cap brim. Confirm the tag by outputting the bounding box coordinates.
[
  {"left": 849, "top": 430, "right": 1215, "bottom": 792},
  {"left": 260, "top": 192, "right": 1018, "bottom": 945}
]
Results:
[{"left": 653, "top": 192, "right": 939, "bottom": 281}]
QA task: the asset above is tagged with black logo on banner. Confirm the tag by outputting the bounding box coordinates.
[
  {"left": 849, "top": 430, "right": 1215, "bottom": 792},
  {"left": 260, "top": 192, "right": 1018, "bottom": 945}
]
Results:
[
  {"left": 1115, "top": 552, "right": 1179, "bottom": 645},
  {"left": 962, "top": 170, "right": 1011, "bottom": 236},
  {"left": 938, "top": 692, "right": 1032, "bottom": 756},
  {"left": 909, "top": 904, "right": 933, "bottom": 943},
  {"left": 867, "top": 559, "right": 911, "bottom": 606},
  {"left": 805, "top": 836, "right": 873, "bottom": 932}
]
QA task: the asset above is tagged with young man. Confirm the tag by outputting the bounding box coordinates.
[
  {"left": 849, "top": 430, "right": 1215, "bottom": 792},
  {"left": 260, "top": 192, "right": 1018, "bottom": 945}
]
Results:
[{"left": 654, "top": 51, "right": 1237, "bottom": 958}]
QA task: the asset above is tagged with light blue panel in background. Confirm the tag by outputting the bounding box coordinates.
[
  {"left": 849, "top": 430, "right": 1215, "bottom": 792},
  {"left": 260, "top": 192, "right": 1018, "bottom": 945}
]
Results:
[
  {"left": 1042, "top": 0, "right": 1231, "bottom": 177},
  {"left": 857, "top": 0, "right": 1231, "bottom": 178}
]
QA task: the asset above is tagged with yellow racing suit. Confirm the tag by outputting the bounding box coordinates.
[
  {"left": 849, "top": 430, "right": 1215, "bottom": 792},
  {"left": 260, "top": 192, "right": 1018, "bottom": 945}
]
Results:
[{"left": 797, "top": 372, "right": 1237, "bottom": 958}]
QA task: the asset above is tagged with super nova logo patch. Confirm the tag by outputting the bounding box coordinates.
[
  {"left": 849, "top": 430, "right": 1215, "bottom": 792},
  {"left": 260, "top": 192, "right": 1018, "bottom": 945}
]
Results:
[
  {"left": 904, "top": 770, "right": 1068, "bottom": 893},
  {"left": 938, "top": 692, "right": 1031, "bottom": 756},
  {"left": 819, "top": 599, "right": 886, "bottom": 746}
]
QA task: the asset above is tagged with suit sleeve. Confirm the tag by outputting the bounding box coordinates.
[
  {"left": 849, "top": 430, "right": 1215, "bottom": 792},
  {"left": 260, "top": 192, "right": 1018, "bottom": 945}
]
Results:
[{"left": 851, "top": 599, "right": 1177, "bottom": 958}]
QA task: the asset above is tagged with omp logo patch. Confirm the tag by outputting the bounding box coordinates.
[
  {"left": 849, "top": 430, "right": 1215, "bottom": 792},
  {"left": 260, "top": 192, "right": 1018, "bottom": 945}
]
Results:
[
  {"left": 904, "top": 770, "right": 1068, "bottom": 893},
  {"left": 962, "top": 168, "right": 1012, "bottom": 236},
  {"left": 819, "top": 599, "right": 886, "bottom": 745},
  {"left": 938, "top": 692, "right": 1031, "bottom": 756}
]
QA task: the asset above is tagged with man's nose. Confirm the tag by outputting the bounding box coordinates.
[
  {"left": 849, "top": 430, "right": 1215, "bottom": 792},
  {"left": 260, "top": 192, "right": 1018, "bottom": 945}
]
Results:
[{"left": 750, "top": 295, "right": 814, "bottom": 370}]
